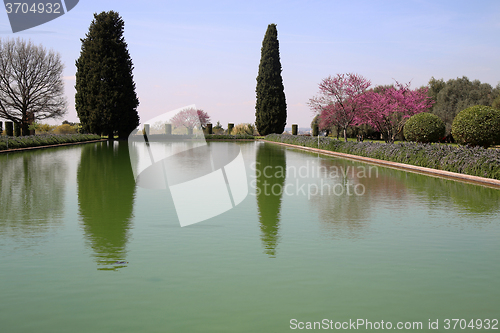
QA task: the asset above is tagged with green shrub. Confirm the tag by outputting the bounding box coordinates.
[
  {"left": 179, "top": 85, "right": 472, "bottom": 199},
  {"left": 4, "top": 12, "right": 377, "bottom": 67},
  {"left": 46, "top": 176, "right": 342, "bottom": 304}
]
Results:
[
  {"left": 232, "top": 123, "right": 256, "bottom": 136},
  {"left": 204, "top": 134, "right": 254, "bottom": 140},
  {"left": 35, "top": 123, "right": 56, "bottom": 134},
  {"left": 0, "top": 134, "right": 101, "bottom": 151},
  {"left": 404, "top": 112, "right": 445, "bottom": 143},
  {"left": 53, "top": 124, "right": 77, "bottom": 134},
  {"left": 212, "top": 121, "right": 224, "bottom": 134},
  {"left": 265, "top": 134, "right": 500, "bottom": 180},
  {"left": 312, "top": 124, "right": 318, "bottom": 136},
  {"left": 451, "top": 105, "right": 500, "bottom": 148}
]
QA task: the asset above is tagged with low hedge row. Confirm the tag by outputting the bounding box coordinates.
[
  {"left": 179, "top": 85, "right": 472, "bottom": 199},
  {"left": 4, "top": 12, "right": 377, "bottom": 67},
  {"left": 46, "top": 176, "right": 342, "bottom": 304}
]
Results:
[
  {"left": 0, "top": 134, "right": 102, "bottom": 151},
  {"left": 265, "top": 134, "right": 500, "bottom": 180},
  {"left": 204, "top": 134, "right": 255, "bottom": 140}
]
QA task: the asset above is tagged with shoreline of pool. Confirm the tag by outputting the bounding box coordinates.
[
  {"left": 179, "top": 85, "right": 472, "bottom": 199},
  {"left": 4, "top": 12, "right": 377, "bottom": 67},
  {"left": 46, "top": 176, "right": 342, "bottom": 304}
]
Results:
[
  {"left": 0, "top": 139, "right": 108, "bottom": 154},
  {"left": 262, "top": 139, "right": 500, "bottom": 189}
]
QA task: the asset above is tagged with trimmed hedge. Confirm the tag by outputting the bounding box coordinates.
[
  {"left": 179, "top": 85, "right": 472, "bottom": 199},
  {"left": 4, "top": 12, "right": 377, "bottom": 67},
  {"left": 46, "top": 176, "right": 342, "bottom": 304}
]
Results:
[
  {"left": 205, "top": 134, "right": 255, "bottom": 140},
  {"left": 0, "top": 134, "right": 102, "bottom": 151},
  {"left": 451, "top": 105, "right": 500, "bottom": 148},
  {"left": 404, "top": 112, "right": 445, "bottom": 143},
  {"left": 265, "top": 134, "right": 500, "bottom": 180}
]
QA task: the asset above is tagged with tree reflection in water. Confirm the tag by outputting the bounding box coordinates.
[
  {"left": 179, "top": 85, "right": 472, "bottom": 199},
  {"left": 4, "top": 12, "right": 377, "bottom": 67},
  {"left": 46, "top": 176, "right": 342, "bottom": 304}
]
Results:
[
  {"left": 0, "top": 149, "right": 67, "bottom": 239},
  {"left": 77, "top": 141, "right": 137, "bottom": 270},
  {"left": 255, "top": 144, "right": 286, "bottom": 257}
]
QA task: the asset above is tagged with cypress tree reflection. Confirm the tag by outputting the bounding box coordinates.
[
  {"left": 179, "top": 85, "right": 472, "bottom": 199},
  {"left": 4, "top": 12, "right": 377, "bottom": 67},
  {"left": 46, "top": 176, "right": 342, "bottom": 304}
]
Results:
[
  {"left": 77, "top": 141, "right": 137, "bottom": 270},
  {"left": 255, "top": 144, "right": 286, "bottom": 257}
]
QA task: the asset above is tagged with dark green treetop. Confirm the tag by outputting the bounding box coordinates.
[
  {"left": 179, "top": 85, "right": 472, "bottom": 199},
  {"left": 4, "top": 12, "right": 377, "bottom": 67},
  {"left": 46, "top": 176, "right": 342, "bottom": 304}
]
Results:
[
  {"left": 75, "top": 11, "right": 139, "bottom": 139},
  {"left": 427, "top": 76, "right": 499, "bottom": 135},
  {"left": 255, "top": 24, "right": 287, "bottom": 135}
]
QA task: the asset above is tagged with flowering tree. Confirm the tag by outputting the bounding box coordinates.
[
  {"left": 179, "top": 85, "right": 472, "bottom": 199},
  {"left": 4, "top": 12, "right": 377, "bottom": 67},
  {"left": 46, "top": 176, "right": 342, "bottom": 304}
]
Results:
[
  {"left": 308, "top": 73, "right": 371, "bottom": 142},
  {"left": 360, "top": 82, "right": 434, "bottom": 143},
  {"left": 170, "top": 108, "right": 210, "bottom": 134}
]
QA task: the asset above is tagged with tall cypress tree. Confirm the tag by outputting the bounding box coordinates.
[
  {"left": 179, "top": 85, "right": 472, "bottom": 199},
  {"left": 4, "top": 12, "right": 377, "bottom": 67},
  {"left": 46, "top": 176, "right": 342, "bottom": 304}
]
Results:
[
  {"left": 255, "top": 24, "right": 287, "bottom": 135},
  {"left": 75, "top": 11, "right": 139, "bottom": 139}
]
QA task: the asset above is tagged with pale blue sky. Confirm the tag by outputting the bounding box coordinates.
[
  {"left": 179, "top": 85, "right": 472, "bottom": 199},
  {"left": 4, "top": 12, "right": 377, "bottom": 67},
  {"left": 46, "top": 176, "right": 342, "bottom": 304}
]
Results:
[{"left": 1, "top": 0, "right": 499, "bottom": 128}]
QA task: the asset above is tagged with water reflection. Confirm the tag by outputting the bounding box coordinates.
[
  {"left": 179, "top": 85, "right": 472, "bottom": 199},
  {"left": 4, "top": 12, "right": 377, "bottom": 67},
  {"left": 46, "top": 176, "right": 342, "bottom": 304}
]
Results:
[
  {"left": 391, "top": 170, "right": 500, "bottom": 217},
  {"left": 0, "top": 149, "right": 67, "bottom": 237},
  {"left": 306, "top": 153, "right": 500, "bottom": 234},
  {"left": 255, "top": 144, "right": 286, "bottom": 257},
  {"left": 304, "top": 157, "right": 381, "bottom": 239},
  {"left": 77, "top": 141, "right": 137, "bottom": 270}
]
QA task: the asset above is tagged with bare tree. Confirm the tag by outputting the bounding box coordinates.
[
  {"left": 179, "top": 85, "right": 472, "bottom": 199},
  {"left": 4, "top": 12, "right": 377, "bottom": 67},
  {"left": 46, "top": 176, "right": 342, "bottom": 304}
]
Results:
[{"left": 0, "top": 38, "right": 67, "bottom": 135}]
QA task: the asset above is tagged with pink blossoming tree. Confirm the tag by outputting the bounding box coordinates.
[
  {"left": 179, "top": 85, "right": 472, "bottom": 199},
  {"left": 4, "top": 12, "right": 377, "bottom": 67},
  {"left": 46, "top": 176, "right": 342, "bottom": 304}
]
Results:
[
  {"left": 309, "top": 73, "right": 371, "bottom": 142},
  {"left": 360, "top": 82, "right": 434, "bottom": 143},
  {"left": 170, "top": 108, "right": 210, "bottom": 135}
]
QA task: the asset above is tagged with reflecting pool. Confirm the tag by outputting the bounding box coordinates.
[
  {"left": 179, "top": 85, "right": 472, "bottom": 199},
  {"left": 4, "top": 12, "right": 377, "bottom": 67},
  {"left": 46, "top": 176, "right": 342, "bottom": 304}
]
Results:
[{"left": 1, "top": 141, "right": 499, "bottom": 332}]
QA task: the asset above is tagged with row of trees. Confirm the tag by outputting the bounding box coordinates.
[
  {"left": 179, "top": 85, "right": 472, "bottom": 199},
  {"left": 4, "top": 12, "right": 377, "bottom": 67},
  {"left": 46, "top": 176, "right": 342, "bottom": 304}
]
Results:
[
  {"left": 309, "top": 73, "right": 434, "bottom": 142},
  {"left": 1, "top": 17, "right": 497, "bottom": 141},
  {"left": 1, "top": 17, "right": 285, "bottom": 138},
  {"left": 0, "top": 11, "right": 140, "bottom": 139},
  {"left": 428, "top": 76, "right": 500, "bottom": 135},
  {"left": 309, "top": 73, "right": 500, "bottom": 143}
]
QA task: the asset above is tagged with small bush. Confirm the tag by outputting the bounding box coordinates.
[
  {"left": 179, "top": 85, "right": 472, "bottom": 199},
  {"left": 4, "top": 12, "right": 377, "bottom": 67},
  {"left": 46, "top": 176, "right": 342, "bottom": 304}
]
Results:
[
  {"left": 212, "top": 121, "right": 224, "bottom": 135},
  {"left": 451, "top": 105, "right": 500, "bottom": 148},
  {"left": 404, "top": 112, "right": 445, "bottom": 143},
  {"left": 35, "top": 123, "right": 56, "bottom": 134},
  {"left": 232, "top": 123, "right": 256, "bottom": 136},
  {"left": 204, "top": 134, "right": 254, "bottom": 140},
  {"left": 53, "top": 124, "right": 77, "bottom": 134}
]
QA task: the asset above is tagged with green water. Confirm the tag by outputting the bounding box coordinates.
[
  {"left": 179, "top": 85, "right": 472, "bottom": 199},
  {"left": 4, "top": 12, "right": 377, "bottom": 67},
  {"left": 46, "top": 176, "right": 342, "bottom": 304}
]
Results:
[{"left": 0, "top": 141, "right": 499, "bottom": 332}]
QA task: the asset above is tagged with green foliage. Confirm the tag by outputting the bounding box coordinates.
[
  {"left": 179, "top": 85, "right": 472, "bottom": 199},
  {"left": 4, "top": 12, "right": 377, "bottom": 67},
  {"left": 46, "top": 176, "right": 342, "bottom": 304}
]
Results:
[
  {"left": 404, "top": 112, "right": 445, "bottom": 143},
  {"left": 212, "top": 121, "right": 224, "bottom": 134},
  {"left": 428, "top": 76, "right": 499, "bottom": 135},
  {"left": 204, "top": 134, "right": 254, "bottom": 140},
  {"left": 53, "top": 124, "right": 78, "bottom": 134},
  {"left": 310, "top": 115, "right": 319, "bottom": 129},
  {"left": 346, "top": 124, "right": 377, "bottom": 141},
  {"left": 28, "top": 122, "right": 40, "bottom": 131},
  {"left": 232, "top": 123, "right": 256, "bottom": 135},
  {"left": 255, "top": 24, "right": 287, "bottom": 135},
  {"left": 312, "top": 124, "right": 318, "bottom": 136},
  {"left": 75, "top": 11, "right": 139, "bottom": 139},
  {"left": 265, "top": 134, "right": 500, "bottom": 180},
  {"left": 0, "top": 134, "right": 101, "bottom": 151},
  {"left": 493, "top": 95, "right": 500, "bottom": 110},
  {"left": 451, "top": 105, "right": 500, "bottom": 148},
  {"left": 35, "top": 123, "right": 56, "bottom": 134}
]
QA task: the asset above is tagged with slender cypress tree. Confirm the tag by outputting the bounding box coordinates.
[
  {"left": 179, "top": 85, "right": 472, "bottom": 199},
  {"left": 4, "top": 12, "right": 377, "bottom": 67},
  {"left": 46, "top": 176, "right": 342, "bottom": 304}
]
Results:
[
  {"left": 75, "top": 11, "right": 139, "bottom": 139},
  {"left": 255, "top": 24, "right": 287, "bottom": 135}
]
